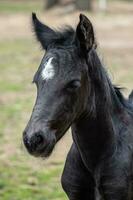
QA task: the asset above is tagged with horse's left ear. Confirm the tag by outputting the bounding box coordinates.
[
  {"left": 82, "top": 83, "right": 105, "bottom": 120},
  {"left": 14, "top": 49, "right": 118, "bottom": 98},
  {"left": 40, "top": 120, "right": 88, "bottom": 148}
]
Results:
[
  {"left": 76, "top": 14, "right": 95, "bottom": 52},
  {"left": 32, "top": 13, "right": 57, "bottom": 50}
]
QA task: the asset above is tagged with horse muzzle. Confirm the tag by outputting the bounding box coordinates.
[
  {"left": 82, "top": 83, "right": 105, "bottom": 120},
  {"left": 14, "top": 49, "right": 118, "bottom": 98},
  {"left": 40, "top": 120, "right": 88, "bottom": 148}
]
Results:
[{"left": 23, "top": 128, "right": 56, "bottom": 158}]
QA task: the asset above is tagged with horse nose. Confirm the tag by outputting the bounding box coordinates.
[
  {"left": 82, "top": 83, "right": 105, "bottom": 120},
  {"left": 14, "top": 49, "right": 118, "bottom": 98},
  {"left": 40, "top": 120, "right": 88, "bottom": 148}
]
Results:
[{"left": 23, "top": 131, "right": 46, "bottom": 156}]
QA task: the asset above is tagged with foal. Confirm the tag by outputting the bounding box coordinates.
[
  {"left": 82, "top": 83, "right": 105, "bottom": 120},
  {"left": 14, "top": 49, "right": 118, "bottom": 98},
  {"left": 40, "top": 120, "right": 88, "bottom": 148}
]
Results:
[{"left": 23, "top": 13, "right": 133, "bottom": 200}]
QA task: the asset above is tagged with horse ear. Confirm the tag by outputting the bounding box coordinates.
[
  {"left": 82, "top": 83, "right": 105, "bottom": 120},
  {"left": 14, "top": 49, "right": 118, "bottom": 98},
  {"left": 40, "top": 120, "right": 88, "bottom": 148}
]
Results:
[
  {"left": 32, "top": 13, "right": 56, "bottom": 50},
  {"left": 76, "top": 14, "right": 95, "bottom": 52}
]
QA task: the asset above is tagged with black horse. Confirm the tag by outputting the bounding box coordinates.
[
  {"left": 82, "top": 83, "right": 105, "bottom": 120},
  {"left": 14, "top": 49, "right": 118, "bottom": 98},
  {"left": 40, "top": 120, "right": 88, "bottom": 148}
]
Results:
[{"left": 23, "top": 13, "right": 133, "bottom": 200}]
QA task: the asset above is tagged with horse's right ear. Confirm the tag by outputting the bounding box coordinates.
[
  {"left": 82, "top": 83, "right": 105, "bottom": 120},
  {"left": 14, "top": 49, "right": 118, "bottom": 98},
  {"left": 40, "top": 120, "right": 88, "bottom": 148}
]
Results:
[
  {"left": 76, "top": 14, "right": 95, "bottom": 52},
  {"left": 32, "top": 13, "right": 56, "bottom": 50}
]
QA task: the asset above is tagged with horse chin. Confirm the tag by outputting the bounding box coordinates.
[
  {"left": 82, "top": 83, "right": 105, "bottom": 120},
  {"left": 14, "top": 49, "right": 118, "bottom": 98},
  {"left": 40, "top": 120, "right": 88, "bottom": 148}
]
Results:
[
  {"left": 29, "top": 140, "right": 56, "bottom": 158},
  {"left": 40, "top": 142, "right": 56, "bottom": 158},
  {"left": 41, "top": 144, "right": 55, "bottom": 158}
]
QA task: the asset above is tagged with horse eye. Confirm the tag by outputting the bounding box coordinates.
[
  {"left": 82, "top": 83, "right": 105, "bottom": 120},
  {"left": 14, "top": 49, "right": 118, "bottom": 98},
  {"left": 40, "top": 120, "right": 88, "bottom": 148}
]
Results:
[{"left": 66, "top": 80, "right": 81, "bottom": 92}]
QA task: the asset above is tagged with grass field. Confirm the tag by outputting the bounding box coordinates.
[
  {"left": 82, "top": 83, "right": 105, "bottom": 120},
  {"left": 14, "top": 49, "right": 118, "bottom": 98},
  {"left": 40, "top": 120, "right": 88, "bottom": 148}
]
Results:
[
  {"left": 0, "top": 0, "right": 133, "bottom": 200},
  {"left": 0, "top": 0, "right": 44, "bottom": 13}
]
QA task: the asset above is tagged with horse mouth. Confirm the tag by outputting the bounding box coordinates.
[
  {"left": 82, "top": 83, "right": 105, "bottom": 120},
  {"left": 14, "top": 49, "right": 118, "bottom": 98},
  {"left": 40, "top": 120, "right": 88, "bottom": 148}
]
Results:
[
  {"left": 40, "top": 143, "right": 55, "bottom": 158},
  {"left": 37, "top": 129, "right": 69, "bottom": 158},
  {"left": 24, "top": 136, "right": 56, "bottom": 158},
  {"left": 30, "top": 141, "right": 55, "bottom": 158},
  {"left": 37, "top": 128, "right": 70, "bottom": 158},
  {"left": 24, "top": 124, "right": 72, "bottom": 158}
]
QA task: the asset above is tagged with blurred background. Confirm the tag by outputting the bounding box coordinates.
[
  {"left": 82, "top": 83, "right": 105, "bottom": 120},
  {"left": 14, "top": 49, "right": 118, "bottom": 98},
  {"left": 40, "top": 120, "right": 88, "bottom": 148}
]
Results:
[{"left": 0, "top": 0, "right": 133, "bottom": 199}]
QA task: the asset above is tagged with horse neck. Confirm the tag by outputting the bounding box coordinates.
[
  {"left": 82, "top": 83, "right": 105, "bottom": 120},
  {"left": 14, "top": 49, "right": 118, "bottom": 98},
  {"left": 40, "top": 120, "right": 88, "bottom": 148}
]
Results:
[{"left": 72, "top": 50, "right": 122, "bottom": 171}]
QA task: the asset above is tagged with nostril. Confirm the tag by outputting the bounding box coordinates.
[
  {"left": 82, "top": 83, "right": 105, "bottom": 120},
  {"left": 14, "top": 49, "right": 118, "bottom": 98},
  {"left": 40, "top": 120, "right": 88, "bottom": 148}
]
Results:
[
  {"left": 31, "top": 132, "right": 44, "bottom": 148},
  {"left": 24, "top": 132, "right": 45, "bottom": 154}
]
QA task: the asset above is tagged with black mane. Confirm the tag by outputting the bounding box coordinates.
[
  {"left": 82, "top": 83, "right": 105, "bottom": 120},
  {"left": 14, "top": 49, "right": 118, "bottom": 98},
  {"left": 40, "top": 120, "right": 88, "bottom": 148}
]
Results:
[{"left": 87, "top": 49, "right": 133, "bottom": 116}]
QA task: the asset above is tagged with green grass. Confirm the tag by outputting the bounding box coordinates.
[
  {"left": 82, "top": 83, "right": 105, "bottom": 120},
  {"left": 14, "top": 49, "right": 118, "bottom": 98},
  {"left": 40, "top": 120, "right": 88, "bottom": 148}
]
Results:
[
  {"left": 0, "top": 160, "right": 66, "bottom": 200},
  {"left": 0, "top": 39, "right": 39, "bottom": 92},
  {"left": 0, "top": 38, "right": 67, "bottom": 200},
  {"left": 0, "top": 0, "right": 44, "bottom": 14}
]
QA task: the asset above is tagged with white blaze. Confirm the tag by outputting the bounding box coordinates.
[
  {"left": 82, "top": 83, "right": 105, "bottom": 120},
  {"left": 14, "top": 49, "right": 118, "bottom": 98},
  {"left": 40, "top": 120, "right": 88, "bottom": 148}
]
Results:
[{"left": 41, "top": 57, "right": 55, "bottom": 80}]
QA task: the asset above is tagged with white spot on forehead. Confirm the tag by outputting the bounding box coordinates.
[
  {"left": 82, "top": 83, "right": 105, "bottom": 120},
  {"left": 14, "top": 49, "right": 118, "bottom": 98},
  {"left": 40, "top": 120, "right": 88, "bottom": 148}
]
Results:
[{"left": 41, "top": 57, "right": 55, "bottom": 81}]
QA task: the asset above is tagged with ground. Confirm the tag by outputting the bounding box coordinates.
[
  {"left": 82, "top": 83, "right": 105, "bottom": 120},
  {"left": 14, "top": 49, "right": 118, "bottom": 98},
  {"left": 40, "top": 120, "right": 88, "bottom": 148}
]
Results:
[{"left": 0, "top": 0, "right": 133, "bottom": 199}]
